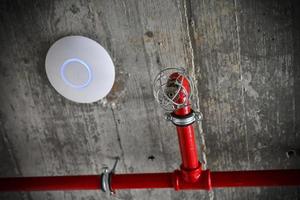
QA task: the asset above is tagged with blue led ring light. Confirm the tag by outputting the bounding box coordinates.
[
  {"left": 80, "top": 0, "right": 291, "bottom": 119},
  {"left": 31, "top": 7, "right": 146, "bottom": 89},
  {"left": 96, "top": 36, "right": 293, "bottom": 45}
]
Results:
[{"left": 60, "top": 58, "right": 92, "bottom": 89}]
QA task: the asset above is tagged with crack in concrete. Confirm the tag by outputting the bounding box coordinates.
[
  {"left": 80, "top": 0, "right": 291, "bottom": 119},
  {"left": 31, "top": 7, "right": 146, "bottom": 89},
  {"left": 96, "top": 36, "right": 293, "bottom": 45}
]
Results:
[
  {"left": 182, "top": 0, "right": 209, "bottom": 170},
  {"left": 234, "top": 0, "right": 250, "bottom": 169},
  {"left": 110, "top": 106, "right": 128, "bottom": 173}
]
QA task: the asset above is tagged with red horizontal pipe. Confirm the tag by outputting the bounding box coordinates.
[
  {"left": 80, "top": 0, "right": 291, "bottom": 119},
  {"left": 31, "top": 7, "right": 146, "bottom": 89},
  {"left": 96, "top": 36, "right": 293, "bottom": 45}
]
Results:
[
  {"left": 111, "top": 169, "right": 300, "bottom": 190},
  {"left": 0, "top": 170, "right": 300, "bottom": 192},
  {"left": 111, "top": 173, "right": 173, "bottom": 189},
  {"left": 211, "top": 169, "right": 300, "bottom": 188},
  {"left": 0, "top": 175, "right": 101, "bottom": 191},
  {"left": 110, "top": 170, "right": 211, "bottom": 190}
]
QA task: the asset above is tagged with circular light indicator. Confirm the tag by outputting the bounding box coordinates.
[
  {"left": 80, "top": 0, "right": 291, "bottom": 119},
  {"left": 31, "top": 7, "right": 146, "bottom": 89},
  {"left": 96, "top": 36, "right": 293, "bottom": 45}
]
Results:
[{"left": 60, "top": 58, "right": 92, "bottom": 89}]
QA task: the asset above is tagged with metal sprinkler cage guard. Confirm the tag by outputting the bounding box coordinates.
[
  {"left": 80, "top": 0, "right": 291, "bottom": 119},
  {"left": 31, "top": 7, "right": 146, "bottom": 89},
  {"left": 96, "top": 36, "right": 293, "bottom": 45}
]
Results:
[{"left": 0, "top": 68, "right": 300, "bottom": 194}]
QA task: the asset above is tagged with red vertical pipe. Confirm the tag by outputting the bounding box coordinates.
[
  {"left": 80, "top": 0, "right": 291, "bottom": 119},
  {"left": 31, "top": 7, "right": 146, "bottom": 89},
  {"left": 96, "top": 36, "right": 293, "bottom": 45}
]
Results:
[
  {"left": 0, "top": 175, "right": 101, "bottom": 191},
  {"left": 176, "top": 125, "right": 199, "bottom": 169},
  {"left": 171, "top": 72, "right": 199, "bottom": 171}
]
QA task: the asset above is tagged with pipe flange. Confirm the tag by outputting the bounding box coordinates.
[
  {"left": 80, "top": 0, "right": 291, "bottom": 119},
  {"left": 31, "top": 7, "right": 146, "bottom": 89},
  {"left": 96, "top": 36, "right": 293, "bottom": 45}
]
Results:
[{"left": 165, "top": 110, "right": 202, "bottom": 126}]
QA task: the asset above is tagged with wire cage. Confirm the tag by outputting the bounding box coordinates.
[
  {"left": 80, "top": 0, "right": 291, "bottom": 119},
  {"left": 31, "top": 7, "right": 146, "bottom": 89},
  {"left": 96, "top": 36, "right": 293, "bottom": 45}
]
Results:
[{"left": 153, "top": 67, "right": 194, "bottom": 112}]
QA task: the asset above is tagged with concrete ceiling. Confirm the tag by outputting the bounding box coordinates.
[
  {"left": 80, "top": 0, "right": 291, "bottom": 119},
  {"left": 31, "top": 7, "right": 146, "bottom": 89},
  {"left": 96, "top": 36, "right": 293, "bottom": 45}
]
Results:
[{"left": 0, "top": 0, "right": 299, "bottom": 199}]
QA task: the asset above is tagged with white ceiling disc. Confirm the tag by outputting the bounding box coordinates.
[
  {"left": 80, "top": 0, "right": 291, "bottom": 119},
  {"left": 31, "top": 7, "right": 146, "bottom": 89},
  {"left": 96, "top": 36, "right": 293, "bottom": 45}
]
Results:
[{"left": 45, "top": 36, "right": 115, "bottom": 103}]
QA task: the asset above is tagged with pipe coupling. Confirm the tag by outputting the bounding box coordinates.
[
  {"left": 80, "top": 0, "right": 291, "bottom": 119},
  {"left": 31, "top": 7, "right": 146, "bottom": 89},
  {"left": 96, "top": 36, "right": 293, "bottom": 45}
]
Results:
[{"left": 165, "top": 110, "right": 202, "bottom": 126}]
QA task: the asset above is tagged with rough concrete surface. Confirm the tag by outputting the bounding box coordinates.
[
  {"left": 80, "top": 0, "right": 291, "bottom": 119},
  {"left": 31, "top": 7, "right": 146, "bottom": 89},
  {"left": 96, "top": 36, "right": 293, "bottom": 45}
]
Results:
[{"left": 0, "top": 0, "right": 299, "bottom": 199}]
